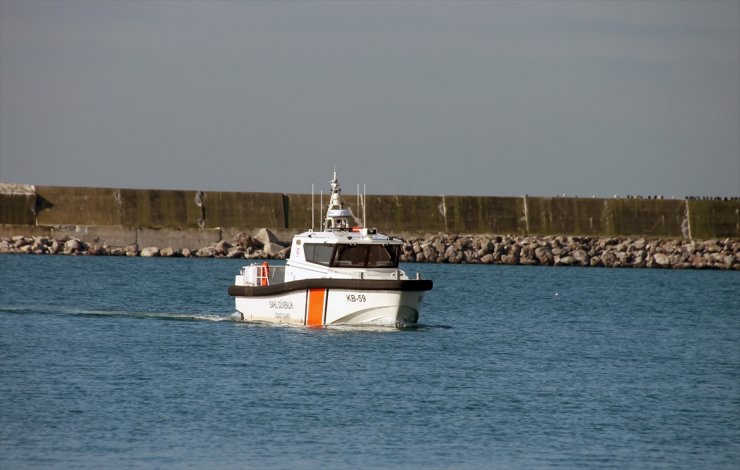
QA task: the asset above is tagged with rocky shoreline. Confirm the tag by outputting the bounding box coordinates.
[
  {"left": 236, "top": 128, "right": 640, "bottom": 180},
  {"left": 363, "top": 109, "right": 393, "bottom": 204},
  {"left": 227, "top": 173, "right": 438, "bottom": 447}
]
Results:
[
  {"left": 399, "top": 234, "right": 739, "bottom": 270},
  {"left": 1, "top": 230, "right": 738, "bottom": 270}
]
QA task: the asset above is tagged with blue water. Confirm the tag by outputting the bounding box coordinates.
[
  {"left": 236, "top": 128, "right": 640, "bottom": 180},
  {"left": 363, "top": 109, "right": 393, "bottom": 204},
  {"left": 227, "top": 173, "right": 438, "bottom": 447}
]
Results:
[{"left": 1, "top": 255, "right": 738, "bottom": 469}]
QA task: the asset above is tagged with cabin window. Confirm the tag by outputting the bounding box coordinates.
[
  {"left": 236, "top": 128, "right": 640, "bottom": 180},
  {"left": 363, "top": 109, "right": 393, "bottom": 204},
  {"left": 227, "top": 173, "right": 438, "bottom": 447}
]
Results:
[
  {"left": 332, "top": 244, "right": 400, "bottom": 268},
  {"left": 304, "top": 243, "right": 335, "bottom": 266}
]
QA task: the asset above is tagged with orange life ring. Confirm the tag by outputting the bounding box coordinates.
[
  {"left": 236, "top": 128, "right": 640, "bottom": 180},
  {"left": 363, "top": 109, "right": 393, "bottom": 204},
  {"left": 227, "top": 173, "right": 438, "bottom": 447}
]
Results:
[{"left": 260, "top": 262, "right": 270, "bottom": 286}]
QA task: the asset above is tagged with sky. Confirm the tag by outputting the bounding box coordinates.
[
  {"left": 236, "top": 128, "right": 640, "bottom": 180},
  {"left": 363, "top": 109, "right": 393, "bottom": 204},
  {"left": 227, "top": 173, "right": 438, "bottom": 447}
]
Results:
[{"left": 1, "top": 0, "right": 738, "bottom": 197}]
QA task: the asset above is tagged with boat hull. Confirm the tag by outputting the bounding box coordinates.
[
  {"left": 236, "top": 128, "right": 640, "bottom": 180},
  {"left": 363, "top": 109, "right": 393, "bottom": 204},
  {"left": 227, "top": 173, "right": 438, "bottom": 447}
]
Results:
[{"left": 230, "top": 279, "right": 432, "bottom": 327}]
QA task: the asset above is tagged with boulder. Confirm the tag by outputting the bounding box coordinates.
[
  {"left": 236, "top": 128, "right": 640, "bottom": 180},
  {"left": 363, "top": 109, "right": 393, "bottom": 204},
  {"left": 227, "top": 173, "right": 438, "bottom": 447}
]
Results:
[
  {"left": 160, "top": 247, "right": 178, "bottom": 257},
  {"left": 600, "top": 251, "right": 617, "bottom": 267},
  {"left": 520, "top": 246, "right": 535, "bottom": 264},
  {"left": 140, "top": 246, "right": 160, "bottom": 257},
  {"left": 86, "top": 244, "right": 107, "bottom": 256},
  {"left": 534, "top": 246, "right": 553, "bottom": 265},
  {"left": 226, "top": 247, "right": 245, "bottom": 259},
  {"left": 63, "top": 238, "right": 82, "bottom": 254},
  {"left": 255, "top": 228, "right": 280, "bottom": 247},
  {"left": 215, "top": 240, "right": 232, "bottom": 256},
  {"left": 196, "top": 246, "right": 217, "bottom": 258},
  {"left": 263, "top": 242, "right": 284, "bottom": 257},
  {"left": 653, "top": 253, "right": 671, "bottom": 267},
  {"left": 572, "top": 249, "right": 589, "bottom": 266},
  {"left": 233, "top": 232, "right": 258, "bottom": 249},
  {"left": 554, "top": 255, "right": 574, "bottom": 266}
]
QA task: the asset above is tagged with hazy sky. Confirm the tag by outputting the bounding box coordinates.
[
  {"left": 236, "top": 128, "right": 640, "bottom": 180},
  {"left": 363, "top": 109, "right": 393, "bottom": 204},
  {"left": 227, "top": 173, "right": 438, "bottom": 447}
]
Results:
[{"left": 1, "top": 0, "right": 738, "bottom": 197}]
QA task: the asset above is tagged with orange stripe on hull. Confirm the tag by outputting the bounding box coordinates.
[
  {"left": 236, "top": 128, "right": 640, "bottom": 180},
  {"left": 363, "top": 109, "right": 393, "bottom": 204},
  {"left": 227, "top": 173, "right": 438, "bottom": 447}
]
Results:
[{"left": 306, "top": 288, "right": 326, "bottom": 326}]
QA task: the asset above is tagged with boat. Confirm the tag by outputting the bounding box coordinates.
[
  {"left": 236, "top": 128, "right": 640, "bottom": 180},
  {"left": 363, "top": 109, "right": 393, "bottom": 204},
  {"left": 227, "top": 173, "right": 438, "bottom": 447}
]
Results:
[{"left": 228, "top": 171, "right": 433, "bottom": 327}]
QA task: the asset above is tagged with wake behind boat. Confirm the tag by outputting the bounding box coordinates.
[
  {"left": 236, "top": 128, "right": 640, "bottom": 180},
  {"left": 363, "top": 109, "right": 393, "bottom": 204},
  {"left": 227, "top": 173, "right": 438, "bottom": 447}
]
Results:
[{"left": 228, "top": 172, "right": 433, "bottom": 327}]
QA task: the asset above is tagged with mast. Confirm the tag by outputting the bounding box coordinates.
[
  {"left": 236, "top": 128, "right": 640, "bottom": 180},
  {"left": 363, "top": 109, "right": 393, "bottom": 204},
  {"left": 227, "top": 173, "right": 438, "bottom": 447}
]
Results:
[{"left": 322, "top": 171, "right": 355, "bottom": 231}]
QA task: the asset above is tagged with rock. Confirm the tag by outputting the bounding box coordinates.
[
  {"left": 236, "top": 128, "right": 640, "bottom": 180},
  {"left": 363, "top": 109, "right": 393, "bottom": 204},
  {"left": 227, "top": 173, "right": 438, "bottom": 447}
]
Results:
[
  {"left": 140, "top": 247, "right": 160, "bottom": 257},
  {"left": 181, "top": 248, "right": 193, "bottom": 258},
  {"left": 215, "top": 240, "right": 232, "bottom": 256},
  {"left": 226, "top": 247, "right": 245, "bottom": 259},
  {"left": 601, "top": 251, "right": 617, "bottom": 267},
  {"left": 653, "top": 253, "right": 671, "bottom": 267},
  {"left": 519, "top": 246, "right": 535, "bottom": 264},
  {"left": 422, "top": 245, "right": 437, "bottom": 263},
  {"left": 572, "top": 249, "right": 589, "bottom": 266},
  {"left": 480, "top": 254, "right": 493, "bottom": 264},
  {"left": 63, "top": 238, "right": 84, "bottom": 254},
  {"left": 246, "top": 249, "right": 266, "bottom": 259},
  {"left": 263, "top": 242, "right": 284, "bottom": 257},
  {"left": 109, "top": 247, "right": 127, "bottom": 256},
  {"left": 160, "top": 247, "right": 178, "bottom": 257},
  {"left": 534, "top": 246, "right": 553, "bottom": 265},
  {"left": 49, "top": 240, "right": 63, "bottom": 254},
  {"left": 554, "top": 255, "right": 574, "bottom": 266},
  {"left": 615, "top": 251, "right": 629, "bottom": 263},
  {"left": 254, "top": 228, "right": 280, "bottom": 247},
  {"left": 125, "top": 245, "right": 139, "bottom": 257},
  {"left": 196, "top": 246, "right": 216, "bottom": 258},
  {"left": 13, "top": 236, "right": 30, "bottom": 248},
  {"left": 633, "top": 238, "right": 647, "bottom": 250},
  {"left": 0, "top": 240, "right": 13, "bottom": 253},
  {"left": 233, "top": 232, "right": 258, "bottom": 249},
  {"left": 86, "top": 244, "right": 107, "bottom": 256}
]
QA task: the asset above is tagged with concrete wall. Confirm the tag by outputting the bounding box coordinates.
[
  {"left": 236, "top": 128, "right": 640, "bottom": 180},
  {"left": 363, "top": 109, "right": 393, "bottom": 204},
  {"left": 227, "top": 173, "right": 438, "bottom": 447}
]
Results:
[
  {"left": 0, "top": 184, "right": 37, "bottom": 225},
  {"left": 2, "top": 184, "right": 738, "bottom": 242},
  {"left": 688, "top": 199, "right": 740, "bottom": 239},
  {"left": 523, "top": 197, "right": 687, "bottom": 238}
]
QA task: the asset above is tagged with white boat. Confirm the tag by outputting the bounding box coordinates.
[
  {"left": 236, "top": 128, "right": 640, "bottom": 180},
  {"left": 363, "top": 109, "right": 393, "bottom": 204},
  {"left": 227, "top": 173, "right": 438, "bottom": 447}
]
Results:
[{"left": 228, "top": 172, "right": 433, "bottom": 327}]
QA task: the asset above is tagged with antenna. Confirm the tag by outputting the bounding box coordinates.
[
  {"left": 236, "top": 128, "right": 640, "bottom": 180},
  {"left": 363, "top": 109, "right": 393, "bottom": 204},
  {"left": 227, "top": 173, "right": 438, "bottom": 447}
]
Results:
[
  {"left": 311, "top": 183, "right": 315, "bottom": 231},
  {"left": 363, "top": 184, "right": 366, "bottom": 229},
  {"left": 357, "top": 184, "right": 360, "bottom": 225},
  {"left": 320, "top": 190, "right": 323, "bottom": 230}
]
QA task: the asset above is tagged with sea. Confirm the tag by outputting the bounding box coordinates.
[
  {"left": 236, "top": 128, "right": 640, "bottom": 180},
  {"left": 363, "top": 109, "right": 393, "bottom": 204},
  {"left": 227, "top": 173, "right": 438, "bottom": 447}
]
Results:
[{"left": 1, "top": 255, "right": 738, "bottom": 469}]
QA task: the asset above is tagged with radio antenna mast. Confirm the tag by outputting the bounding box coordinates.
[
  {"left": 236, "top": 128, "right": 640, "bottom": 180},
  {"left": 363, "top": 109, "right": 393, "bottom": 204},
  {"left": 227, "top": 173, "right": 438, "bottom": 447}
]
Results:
[
  {"left": 363, "top": 184, "right": 366, "bottom": 229},
  {"left": 311, "top": 183, "right": 315, "bottom": 231}
]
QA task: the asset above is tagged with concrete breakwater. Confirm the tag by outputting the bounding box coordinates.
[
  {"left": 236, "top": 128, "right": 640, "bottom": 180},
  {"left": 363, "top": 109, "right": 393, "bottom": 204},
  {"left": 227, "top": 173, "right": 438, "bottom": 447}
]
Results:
[
  {"left": 2, "top": 183, "right": 739, "bottom": 240},
  {"left": 2, "top": 230, "right": 738, "bottom": 270}
]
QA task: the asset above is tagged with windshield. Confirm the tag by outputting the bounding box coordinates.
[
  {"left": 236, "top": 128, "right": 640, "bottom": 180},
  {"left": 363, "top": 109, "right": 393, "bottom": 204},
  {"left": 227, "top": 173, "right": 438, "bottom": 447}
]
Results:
[
  {"left": 304, "top": 243, "right": 335, "bottom": 266},
  {"left": 303, "top": 243, "right": 400, "bottom": 268},
  {"left": 332, "top": 244, "right": 400, "bottom": 268}
]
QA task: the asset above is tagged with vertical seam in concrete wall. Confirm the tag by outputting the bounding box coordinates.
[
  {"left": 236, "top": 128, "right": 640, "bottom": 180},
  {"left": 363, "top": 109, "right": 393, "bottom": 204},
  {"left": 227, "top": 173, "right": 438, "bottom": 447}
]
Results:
[
  {"left": 32, "top": 185, "right": 39, "bottom": 225},
  {"left": 523, "top": 196, "right": 530, "bottom": 234},
  {"left": 440, "top": 195, "right": 448, "bottom": 233},
  {"left": 195, "top": 191, "right": 205, "bottom": 228},
  {"left": 282, "top": 194, "right": 289, "bottom": 229},
  {"left": 684, "top": 199, "right": 692, "bottom": 240}
]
